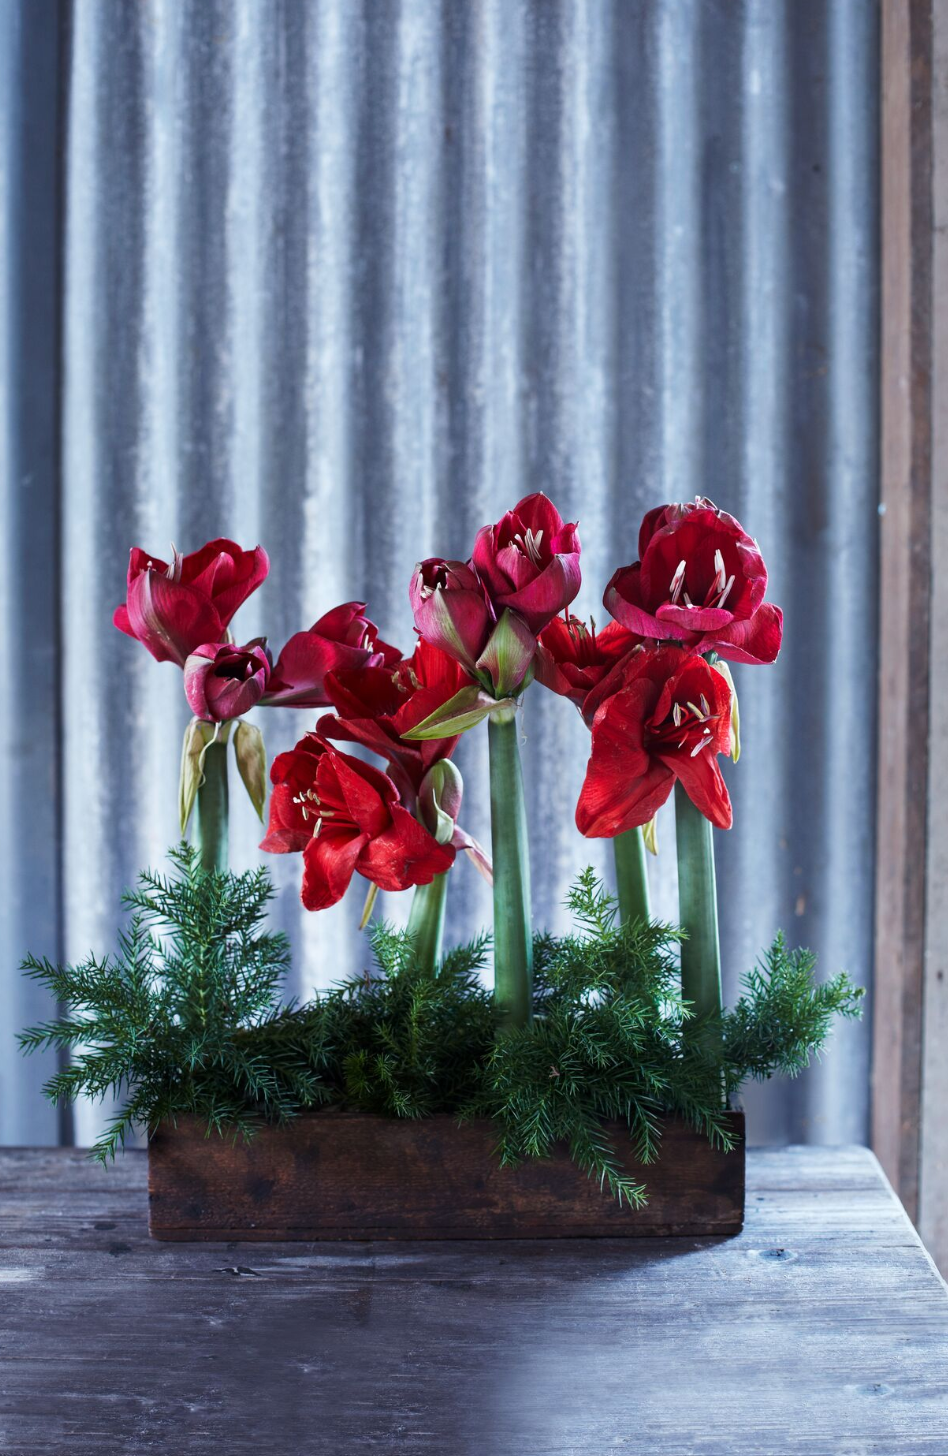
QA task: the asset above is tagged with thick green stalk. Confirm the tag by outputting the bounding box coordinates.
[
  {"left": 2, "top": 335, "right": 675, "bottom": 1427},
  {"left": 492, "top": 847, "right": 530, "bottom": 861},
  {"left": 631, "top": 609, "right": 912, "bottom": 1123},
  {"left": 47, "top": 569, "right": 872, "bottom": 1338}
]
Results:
[
  {"left": 488, "top": 711, "right": 533, "bottom": 1031},
  {"left": 195, "top": 739, "right": 229, "bottom": 874},
  {"left": 613, "top": 826, "right": 651, "bottom": 926},
  {"left": 674, "top": 780, "right": 722, "bottom": 1019},
  {"left": 407, "top": 871, "right": 450, "bottom": 975}
]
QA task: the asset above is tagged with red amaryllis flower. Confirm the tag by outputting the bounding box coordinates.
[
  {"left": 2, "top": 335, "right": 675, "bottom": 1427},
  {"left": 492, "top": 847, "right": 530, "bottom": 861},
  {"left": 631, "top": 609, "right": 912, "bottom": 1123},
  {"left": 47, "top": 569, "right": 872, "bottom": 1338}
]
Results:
[
  {"left": 184, "top": 640, "right": 271, "bottom": 723},
  {"left": 260, "top": 735, "right": 454, "bottom": 911},
  {"left": 534, "top": 614, "right": 643, "bottom": 722},
  {"left": 604, "top": 498, "right": 782, "bottom": 665},
  {"left": 576, "top": 646, "right": 733, "bottom": 837},
  {"left": 317, "top": 639, "right": 471, "bottom": 805},
  {"left": 409, "top": 559, "right": 495, "bottom": 675},
  {"left": 113, "top": 539, "right": 270, "bottom": 666},
  {"left": 262, "top": 602, "right": 399, "bottom": 709},
  {"left": 471, "top": 493, "right": 581, "bottom": 634}
]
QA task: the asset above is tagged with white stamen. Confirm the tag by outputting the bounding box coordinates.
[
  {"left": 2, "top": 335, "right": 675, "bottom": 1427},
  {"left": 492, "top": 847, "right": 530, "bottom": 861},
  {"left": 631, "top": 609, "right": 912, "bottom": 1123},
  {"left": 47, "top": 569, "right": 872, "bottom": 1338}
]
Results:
[
  {"left": 690, "top": 730, "right": 713, "bottom": 758},
  {"left": 716, "top": 574, "right": 735, "bottom": 610},
  {"left": 518, "top": 527, "right": 545, "bottom": 568},
  {"left": 699, "top": 694, "right": 710, "bottom": 717},
  {"left": 672, "top": 702, "right": 683, "bottom": 728},
  {"left": 669, "top": 560, "right": 686, "bottom": 604},
  {"left": 713, "top": 549, "right": 727, "bottom": 595}
]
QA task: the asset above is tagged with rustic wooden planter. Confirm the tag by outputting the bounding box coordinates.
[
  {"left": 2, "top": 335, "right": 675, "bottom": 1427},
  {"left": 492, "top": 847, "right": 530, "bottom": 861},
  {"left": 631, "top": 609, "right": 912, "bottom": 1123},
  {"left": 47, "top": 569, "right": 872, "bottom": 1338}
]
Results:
[{"left": 147, "top": 1108, "right": 745, "bottom": 1241}]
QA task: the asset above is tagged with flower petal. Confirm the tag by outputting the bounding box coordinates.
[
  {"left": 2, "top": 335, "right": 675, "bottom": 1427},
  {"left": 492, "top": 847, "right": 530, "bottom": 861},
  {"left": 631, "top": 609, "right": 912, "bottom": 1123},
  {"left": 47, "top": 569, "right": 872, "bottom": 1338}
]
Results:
[
  {"left": 301, "top": 825, "right": 367, "bottom": 910},
  {"left": 661, "top": 748, "right": 732, "bottom": 830},
  {"left": 126, "top": 571, "right": 224, "bottom": 666},
  {"left": 357, "top": 804, "right": 455, "bottom": 891},
  {"left": 710, "top": 603, "right": 783, "bottom": 665}
]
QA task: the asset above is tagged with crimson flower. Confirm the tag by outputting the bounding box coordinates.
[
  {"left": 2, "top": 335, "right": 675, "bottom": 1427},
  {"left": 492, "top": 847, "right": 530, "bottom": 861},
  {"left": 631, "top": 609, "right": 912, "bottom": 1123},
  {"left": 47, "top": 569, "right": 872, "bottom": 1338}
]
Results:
[
  {"left": 184, "top": 640, "right": 271, "bottom": 723},
  {"left": 471, "top": 493, "right": 581, "bottom": 634},
  {"left": 604, "top": 498, "right": 782, "bottom": 665},
  {"left": 409, "top": 559, "right": 494, "bottom": 675},
  {"left": 113, "top": 539, "right": 269, "bottom": 666},
  {"left": 535, "top": 614, "right": 643, "bottom": 722},
  {"left": 263, "top": 602, "right": 399, "bottom": 709},
  {"left": 318, "top": 639, "right": 471, "bottom": 805},
  {"left": 260, "top": 735, "right": 453, "bottom": 911},
  {"left": 576, "top": 646, "right": 733, "bottom": 837}
]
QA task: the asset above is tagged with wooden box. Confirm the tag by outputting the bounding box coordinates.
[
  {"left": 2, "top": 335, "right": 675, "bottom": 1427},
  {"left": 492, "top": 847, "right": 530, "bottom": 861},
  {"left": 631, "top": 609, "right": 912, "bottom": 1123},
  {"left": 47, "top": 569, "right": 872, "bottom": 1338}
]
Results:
[{"left": 147, "top": 1109, "right": 745, "bottom": 1241}]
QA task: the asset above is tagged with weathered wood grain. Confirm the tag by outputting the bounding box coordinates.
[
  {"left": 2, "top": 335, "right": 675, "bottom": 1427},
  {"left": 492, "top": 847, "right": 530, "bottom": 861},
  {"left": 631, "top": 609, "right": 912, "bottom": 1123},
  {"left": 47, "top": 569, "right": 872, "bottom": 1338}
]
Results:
[
  {"left": 147, "top": 1111, "right": 745, "bottom": 1241},
  {"left": 0, "top": 1146, "right": 947, "bottom": 1454}
]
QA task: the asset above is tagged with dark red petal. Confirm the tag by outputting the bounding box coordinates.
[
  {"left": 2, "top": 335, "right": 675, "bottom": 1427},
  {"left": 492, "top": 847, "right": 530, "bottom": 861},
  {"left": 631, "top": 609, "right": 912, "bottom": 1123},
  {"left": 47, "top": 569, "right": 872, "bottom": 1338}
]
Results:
[
  {"left": 575, "top": 681, "right": 673, "bottom": 836},
  {"left": 300, "top": 826, "right": 367, "bottom": 910},
  {"left": 112, "top": 603, "right": 136, "bottom": 639},
  {"left": 357, "top": 805, "right": 455, "bottom": 891},
  {"left": 259, "top": 782, "right": 313, "bottom": 854},
  {"left": 323, "top": 746, "right": 399, "bottom": 837},
  {"left": 492, "top": 555, "right": 582, "bottom": 634},
  {"left": 512, "top": 492, "right": 568, "bottom": 538},
  {"left": 126, "top": 572, "right": 224, "bottom": 665},
  {"left": 309, "top": 601, "right": 369, "bottom": 641},
  {"left": 576, "top": 754, "right": 674, "bottom": 837},
  {"left": 662, "top": 749, "right": 732, "bottom": 830},
  {"left": 603, "top": 565, "right": 672, "bottom": 639},
  {"left": 710, "top": 603, "right": 783, "bottom": 665}
]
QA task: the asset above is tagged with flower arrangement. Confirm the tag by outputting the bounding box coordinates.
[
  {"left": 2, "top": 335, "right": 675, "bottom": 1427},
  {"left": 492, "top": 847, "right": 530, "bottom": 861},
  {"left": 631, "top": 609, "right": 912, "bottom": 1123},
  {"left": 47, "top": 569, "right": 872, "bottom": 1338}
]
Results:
[{"left": 21, "top": 495, "right": 862, "bottom": 1205}]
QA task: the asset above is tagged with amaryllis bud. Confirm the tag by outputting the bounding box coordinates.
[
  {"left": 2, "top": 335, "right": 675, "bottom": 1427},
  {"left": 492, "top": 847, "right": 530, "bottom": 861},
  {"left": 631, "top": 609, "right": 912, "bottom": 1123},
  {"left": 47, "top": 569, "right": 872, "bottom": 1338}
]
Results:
[
  {"left": 475, "top": 609, "right": 537, "bottom": 697},
  {"left": 114, "top": 539, "right": 269, "bottom": 666},
  {"left": 418, "top": 760, "right": 465, "bottom": 844},
  {"left": 710, "top": 658, "right": 741, "bottom": 763},
  {"left": 410, "top": 559, "right": 494, "bottom": 674},
  {"left": 418, "top": 760, "right": 493, "bottom": 884},
  {"left": 263, "top": 602, "right": 399, "bottom": 709},
  {"left": 471, "top": 493, "right": 581, "bottom": 634},
  {"left": 184, "top": 640, "right": 271, "bottom": 723}
]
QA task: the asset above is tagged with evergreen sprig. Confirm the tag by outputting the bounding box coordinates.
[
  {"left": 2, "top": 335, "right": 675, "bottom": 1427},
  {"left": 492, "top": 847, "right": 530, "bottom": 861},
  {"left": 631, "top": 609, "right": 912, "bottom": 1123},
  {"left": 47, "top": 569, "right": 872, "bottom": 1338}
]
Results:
[
  {"left": 19, "top": 853, "right": 863, "bottom": 1198},
  {"left": 722, "top": 932, "right": 864, "bottom": 1097},
  {"left": 19, "top": 844, "right": 314, "bottom": 1160}
]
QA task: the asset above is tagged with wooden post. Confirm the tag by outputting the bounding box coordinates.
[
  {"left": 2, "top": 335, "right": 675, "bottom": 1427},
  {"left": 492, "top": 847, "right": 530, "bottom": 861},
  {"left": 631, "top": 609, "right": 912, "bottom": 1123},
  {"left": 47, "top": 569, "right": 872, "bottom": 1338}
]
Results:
[{"left": 874, "top": 0, "right": 948, "bottom": 1270}]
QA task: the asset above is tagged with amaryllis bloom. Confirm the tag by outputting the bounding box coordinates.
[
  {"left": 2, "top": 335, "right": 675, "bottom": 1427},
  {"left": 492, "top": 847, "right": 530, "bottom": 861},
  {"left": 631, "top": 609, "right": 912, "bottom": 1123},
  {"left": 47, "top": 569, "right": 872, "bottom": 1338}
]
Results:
[
  {"left": 260, "top": 735, "right": 453, "bottom": 911},
  {"left": 113, "top": 539, "right": 269, "bottom": 666},
  {"left": 604, "top": 498, "right": 783, "bottom": 665},
  {"left": 318, "top": 639, "right": 471, "bottom": 805},
  {"left": 576, "top": 646, "right": 733, "bottom": 838},
  {"left": 535, "top": 614, "right": 643, "bottom": 722},
  {"left": 410, "top": 559, "right": 494, "bottom": 675},
  {"left": 184, "top": 640, "right": 271, "bottom": 723},
  {"left": 471, "top": 493, "right": 581, "bottom": 634},
  {"left": 262, "top": 602, "right": 399, "bottom": 709}
]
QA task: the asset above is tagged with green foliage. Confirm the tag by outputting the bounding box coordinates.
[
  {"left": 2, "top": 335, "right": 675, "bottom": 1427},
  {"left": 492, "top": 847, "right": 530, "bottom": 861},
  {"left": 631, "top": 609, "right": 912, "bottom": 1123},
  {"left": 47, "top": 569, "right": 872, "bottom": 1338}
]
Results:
[
  {"left": 472, "top": 869, "right": 734, "bottom": 1205},
  {"left": 20, "top": 855, "right": 863, "bottom": 1200},
  {"left": 721, "top": 932, "right": 864, "bottom": 1098},
  {"left": 18, "top": 844, "right": 315, "bottom": 1160},
  {"left": 286, "top": 925, "right": 496, "bottom": 1119}
]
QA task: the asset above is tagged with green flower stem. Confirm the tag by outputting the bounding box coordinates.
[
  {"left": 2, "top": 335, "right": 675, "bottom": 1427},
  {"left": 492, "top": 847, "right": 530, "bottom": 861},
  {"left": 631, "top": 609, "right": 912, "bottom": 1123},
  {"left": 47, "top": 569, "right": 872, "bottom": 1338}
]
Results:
[
  {"left": 613, "top": 826, "right": 651, "bottom": 926},
  {"left": 195, "top": 738, "right": 229, "bottom": 874},
  {"left": 407, "top": 871, "right": 450, "bottom": 975},
  {"left": 488, "top": 710, "right": 533, "bottom": 1031},
  {"left": 674, "top": 781, "right": 722, "bottom": 1020}
]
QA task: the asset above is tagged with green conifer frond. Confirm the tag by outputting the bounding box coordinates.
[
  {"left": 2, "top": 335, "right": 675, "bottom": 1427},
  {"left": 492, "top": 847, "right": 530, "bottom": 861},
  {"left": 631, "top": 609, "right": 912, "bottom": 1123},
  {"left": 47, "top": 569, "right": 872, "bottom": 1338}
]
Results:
[{"left": 19, "top": 853, "right": 862, "bottom": 1199}]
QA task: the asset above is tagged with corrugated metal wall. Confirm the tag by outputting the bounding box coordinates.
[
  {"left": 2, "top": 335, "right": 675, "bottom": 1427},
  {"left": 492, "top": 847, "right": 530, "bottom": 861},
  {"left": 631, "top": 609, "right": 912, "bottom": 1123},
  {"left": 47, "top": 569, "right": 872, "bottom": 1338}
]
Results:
[{"left": 1, "top": 0, "right": 879, "bottom": 1148}]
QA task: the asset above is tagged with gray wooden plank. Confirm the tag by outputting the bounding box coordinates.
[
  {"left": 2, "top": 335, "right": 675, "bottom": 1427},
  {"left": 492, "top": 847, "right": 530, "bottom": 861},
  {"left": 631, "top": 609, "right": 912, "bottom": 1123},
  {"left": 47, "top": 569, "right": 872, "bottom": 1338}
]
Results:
[{"left": 0, "top": 1146, "right": 946, "bottom": 1454}]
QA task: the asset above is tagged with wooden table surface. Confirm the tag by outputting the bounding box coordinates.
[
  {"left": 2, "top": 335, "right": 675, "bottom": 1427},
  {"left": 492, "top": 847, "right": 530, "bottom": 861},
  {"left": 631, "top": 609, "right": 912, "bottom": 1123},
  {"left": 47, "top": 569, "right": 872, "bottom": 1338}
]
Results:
[{"left": 1, "top": 1144, "right": 947, "bottom": 1454}]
